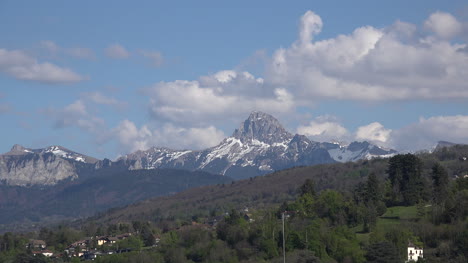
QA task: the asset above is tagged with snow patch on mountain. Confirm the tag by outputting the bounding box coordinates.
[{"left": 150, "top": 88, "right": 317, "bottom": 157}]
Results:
[{"left": 44, "top": 146, "right": 86, "bottom": 163}]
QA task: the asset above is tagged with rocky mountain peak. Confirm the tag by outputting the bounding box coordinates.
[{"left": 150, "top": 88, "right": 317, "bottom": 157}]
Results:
[
  {"left": 4, "top": 144, "right": 32, "bottom": 156},
  {"left": 232, "top": 111, "right": 292, "bottom": 144},
  {"left": 10, "top": 144, "right": 26, "bottom": 152}
]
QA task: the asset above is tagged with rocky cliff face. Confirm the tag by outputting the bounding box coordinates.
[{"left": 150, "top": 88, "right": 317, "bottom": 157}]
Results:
[{"left": 0, "top": 145, "right": 97, "bottom": 186}]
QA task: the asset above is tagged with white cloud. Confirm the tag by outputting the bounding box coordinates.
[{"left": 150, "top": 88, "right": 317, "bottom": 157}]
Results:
[
  {"left": 355, "top": 122, "right": 392, "bottom": 145},
  {"left": 83, "top": 92, "right": 127, "bottom": 109},
  {"left": 139, "top": 50, "right": 164, "bottom": 67},
  {"left": 298, "top": 10, "right": 323, "bottom": 45},
  {"left": 390, "top": 115, "right": 468, "bottom": 151},
  {"left": 44, "top": 100, "right": 105, "bottom": 133},
  {"left": 147, "top": 70, "right": 293, "bottom": 125},
  {"left": 64, "top": 100, "right": 87, "bottom": 116},
  {"left": 297, "top": 116, "right": 349, "bottom": 142},
  {"left": 113, "top": 120, "right": 153, "bottom": 152},
  {"left": 40, "top": 40, "right": 60, "bottom": 55},
  {"left": 424, "top": 11, "right": 463, "bottom": 39},
  {"left": 105, "top": 43, "right": 130, "bottom": 59},
  {"left": 265, "top": 10, "right": 468, "bottom": 103},
  {"left": 0, "top": 48, "right": 85, "bottom": 84},
  {"left": 41, "top": 40, "right": 95, "bottom": 59},
  {"left": 113, "top": 120, "right": 225, "bottom": 153}
]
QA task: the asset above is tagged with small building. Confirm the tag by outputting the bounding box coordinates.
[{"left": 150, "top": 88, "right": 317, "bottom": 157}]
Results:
[
  {"left": 32, "top": 249, "right": 53, "bottom": 257},
  {"left": 97, "top": 236, "right": 118, "bottom": 246},
  {"left": 407, "top": 241, "right": 423, "bottom": 262}
]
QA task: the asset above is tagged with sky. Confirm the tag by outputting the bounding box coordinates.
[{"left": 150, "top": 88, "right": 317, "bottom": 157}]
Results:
[{"left": 1, "top": 0, "right": 468, "bottom": 159}]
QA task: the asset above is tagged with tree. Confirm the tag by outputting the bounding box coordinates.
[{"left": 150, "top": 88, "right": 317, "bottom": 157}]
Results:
[
  {"left": 365, "top": 241, "right": 400, "bottom": 263},
  {"left": 299, "top": 179, "right": 316, "bottom": 197},
  {"left": 365, "top": 173, "right": 381, "bottom": 204},
  {"left": 387, "top": 154, "right": 424, "bottom": 205},
  {"left": 315, "top": 190, "right": 346, "bottom": 225},
  {"left": 431, "top": 163, "right": 449, "bottom": 205}
]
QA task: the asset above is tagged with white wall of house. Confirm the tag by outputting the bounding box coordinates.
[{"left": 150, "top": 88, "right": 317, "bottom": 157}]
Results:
[{"left": 407, "top": 246, "right": 423, "bottom": 262}]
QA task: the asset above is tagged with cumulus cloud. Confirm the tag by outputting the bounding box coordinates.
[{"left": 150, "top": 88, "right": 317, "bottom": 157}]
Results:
[
  {"left": 139, "top": 50, "right": 164, "bottom": 67},
  {"left": 0, "top": 48, "right": 85, "bottom": 84},
  {"left": 390, "top": 115, "right": 468, "bottom": 151},
  {"left": 297, "top": 116, "right": 350, "bottom": 142},
  {"left": 424, "top": 11, "right": 463, "bottom": 39},
  {"left": 266, "top": 10, "right": 468, "bottom": 103},
  {"left": 146, "top": 70, "right": 293, "bottom": 125},
  {"left": 355, "top": 122, "right": 392, "bottom": 145},
  {"left": 298, "top": 10, "right": 323, "bottom": 45},
  {"left": 105, "top": 43, "right": 130, "bottom": 59},
  {"left": 113, "top": 120, "right": 225, "bottom": 153}
]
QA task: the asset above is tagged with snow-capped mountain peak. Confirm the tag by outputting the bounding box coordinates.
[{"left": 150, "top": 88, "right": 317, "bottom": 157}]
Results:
[
  {"left": 119, "top": 112, "right": 336, "bottom": 179},
  {"left": 325, "top": 141, "right": 397, "bottom": 162}
]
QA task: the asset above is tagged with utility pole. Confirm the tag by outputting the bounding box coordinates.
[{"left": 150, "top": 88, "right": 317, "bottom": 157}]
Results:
[{"left": 282, "top": 212, "right": 286, "bottom": 263}]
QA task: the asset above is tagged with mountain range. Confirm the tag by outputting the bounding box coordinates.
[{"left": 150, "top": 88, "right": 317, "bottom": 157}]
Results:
[{"left": 1, "top": 111, "right": 397, "bottom": 185}]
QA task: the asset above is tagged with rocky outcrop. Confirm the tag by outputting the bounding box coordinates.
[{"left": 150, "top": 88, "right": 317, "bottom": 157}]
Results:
[
  {"left": 0, "top": 148, "right": 77, "bottom": 186},
  {"left": 0, "top": 145, "right": 97, "bottom": 186}
]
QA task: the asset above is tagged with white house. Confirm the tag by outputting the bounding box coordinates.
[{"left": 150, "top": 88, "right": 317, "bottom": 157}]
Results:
[
  {"left": 32, "top": 250, "right": 53, "bottom": 257},
  {"left": 407, "top": 241, "right": 423, "bottom": 262}
]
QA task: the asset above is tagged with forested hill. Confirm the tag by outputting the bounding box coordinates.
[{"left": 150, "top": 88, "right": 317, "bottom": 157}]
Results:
[
  {"left": 86, "top": 145, "right": 468, "bottom": 226},
  {"left": 0, "top": 169, "right": 232, "bottom": 233}
]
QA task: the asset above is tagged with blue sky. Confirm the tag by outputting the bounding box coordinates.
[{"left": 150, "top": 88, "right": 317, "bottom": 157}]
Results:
[{"left": 1, "top": 0, "right": 468, "bottom": 159}]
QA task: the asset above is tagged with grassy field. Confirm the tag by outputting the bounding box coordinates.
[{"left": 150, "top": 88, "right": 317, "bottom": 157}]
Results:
[{"left": 355, "top": 205, "right": 422, "bottom": 244}]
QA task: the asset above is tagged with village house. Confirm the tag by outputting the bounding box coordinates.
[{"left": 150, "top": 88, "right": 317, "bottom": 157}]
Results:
[
  {"left": 65, "top": 239, "right": 90, "bottom": 257},
  {"left": 97, "top": 236, "right": 118, "bottom": 246},
  {"left": 32, "top": 249, "right": 53, "bottom": 257},
  {"left": 407, "top": 241, "right": 423, "bottom": 262}
]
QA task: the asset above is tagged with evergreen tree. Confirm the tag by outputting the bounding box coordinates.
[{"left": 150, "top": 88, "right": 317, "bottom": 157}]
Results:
[
  {"left": 387, "top": 154, "right": 424, "bottom": 205},
  {"left": 431, "top": 162, "right": 449, "bottom": 205},
  {"left": 299, "top": 179, "right": 316, "bottom": 197},
  {"left": 365, "top": 241, "right": 400, "bottom": 263}
]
